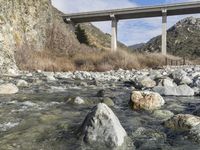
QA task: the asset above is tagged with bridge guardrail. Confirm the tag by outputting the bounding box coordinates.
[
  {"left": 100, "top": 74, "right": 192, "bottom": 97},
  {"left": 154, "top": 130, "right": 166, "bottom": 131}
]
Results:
[{"left": 165, "top": 57, "right": 192, "bottom": 66}]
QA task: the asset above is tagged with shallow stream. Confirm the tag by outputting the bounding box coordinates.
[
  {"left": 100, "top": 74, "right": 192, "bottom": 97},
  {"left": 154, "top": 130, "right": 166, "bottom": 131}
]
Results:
[{"left": 0, "top": 81, "right": 200, "bottom": 150}]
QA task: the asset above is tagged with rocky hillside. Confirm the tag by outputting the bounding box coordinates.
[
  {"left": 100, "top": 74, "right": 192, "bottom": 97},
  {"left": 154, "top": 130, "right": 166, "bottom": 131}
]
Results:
[
  {"left": 135, "top": 17, "right": 200, "bottom": 58},
  {"left": 0, "top": 0, "right": 128, "bottom": 74},
  {"left": 129, "top": 43, "right": 145, "bottom": 51},
  {"left": 0, "top": 0, "right": 81, "bottom": 74},
  {"left": 79, "top": 23, "right": 128, "bottom": 51}
]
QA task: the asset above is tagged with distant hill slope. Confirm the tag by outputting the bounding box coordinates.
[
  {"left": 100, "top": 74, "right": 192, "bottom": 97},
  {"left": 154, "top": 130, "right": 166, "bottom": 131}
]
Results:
[
  {"left": 79, "top": 23, "right": 128, "bottom": 51},
  {"left": 129, "top": 43, "right": 145, "bottom": 51},
  {"left": 136, "top": 17, "right": 200, "bottom": 58}
]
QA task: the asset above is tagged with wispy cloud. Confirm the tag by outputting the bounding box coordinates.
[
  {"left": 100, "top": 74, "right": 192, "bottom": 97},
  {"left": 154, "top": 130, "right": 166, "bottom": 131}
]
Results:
[
  {"left": 52, "top": 0, "right": 200, "bottom": 46},
  {"left": 51, "top": 0, "right": 138, "bottom": 13}
]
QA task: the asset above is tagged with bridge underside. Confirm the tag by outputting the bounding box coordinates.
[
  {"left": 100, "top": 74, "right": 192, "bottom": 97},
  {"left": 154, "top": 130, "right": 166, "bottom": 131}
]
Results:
[{"left": 63, "top": 2, "right": 200, "bottom": 53}]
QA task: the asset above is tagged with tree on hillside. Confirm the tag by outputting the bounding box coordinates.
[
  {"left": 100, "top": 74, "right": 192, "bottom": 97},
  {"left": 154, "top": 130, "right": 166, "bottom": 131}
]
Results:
[{"left": 75, "top": 25, "right": 89, "bottom": 45}]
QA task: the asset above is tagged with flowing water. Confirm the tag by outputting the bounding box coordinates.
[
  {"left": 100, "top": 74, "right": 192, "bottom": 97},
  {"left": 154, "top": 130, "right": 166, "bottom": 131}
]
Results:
[{"left": 0, "top": 80, "right": 200, "bottom": 150}]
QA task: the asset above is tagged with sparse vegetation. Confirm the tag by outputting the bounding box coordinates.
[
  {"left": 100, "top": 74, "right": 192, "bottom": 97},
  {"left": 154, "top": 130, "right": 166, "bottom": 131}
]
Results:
[{"left": 75, "top": 25, "right": 89, "bottom": 45}]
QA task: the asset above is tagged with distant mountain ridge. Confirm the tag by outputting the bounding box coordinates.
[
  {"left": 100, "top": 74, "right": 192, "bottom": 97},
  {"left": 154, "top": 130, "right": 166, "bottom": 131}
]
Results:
[
  {"left": 129, "top": 43, "right": 146, "bottom": 51},
  {"left": 133, "top": 17, "right": 200, "bottom": 58}
]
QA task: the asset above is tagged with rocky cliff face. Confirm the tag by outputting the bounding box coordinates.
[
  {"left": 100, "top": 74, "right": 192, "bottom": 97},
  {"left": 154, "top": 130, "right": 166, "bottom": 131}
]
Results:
[
  {"left": 136, "top": 17, "right": 200, "bottom": 58},
  {"left": 0, "top": 0, "right": 79, "bottom": 74},
  {"left": 0, "top": 0, "right": 129, "bottom": 74},
  {"left": 1, "top": 0, "right": 52, "bottom": 73}
]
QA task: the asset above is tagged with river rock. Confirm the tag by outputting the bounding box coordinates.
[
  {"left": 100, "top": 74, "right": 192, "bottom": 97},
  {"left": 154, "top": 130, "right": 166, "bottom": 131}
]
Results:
[
  {"left": 0, "top": 83, "right": 19, "bottom": 94},
  {"left": 140, "top": 77, "right": 156, "bottom": 88},
  {"left": 189, "top": 124, "right": 200, "bottom": 143},
  {"left": 46, "top": 75, "right": 56, "bottom": 81},
  {"left": 130, "top": 91, "right": 165, "bottom": 111},
  {"left": 101, "top": 97, "right": 114, "bottom": 107},
  {"left": 132, "top": 127, "right": 167, "bottom": 150},
  {"left": 152, "top": 110, "right": 174, "bottom": 120},
  {"left": 180, "top": 76, "right": 193, "bottom": 85},
  {"left": 164, "top": 114, "right": 200, "bottom": 131},
  {"left": 133, "top": 77, "right": 156, "bottom": 89},
  {"left": 67, "top": 96, "right": 85, "bottom": 105},
  {"left": 153, "top": 84, "right": 194, "bottom": 96},
  {"left": 79, "top": 103, "right": 128, "bottom": 149},
  {"left": 193, "top": 77, "right": 200, "bottom": 88},
  {"left": 171, "top": 69, "right": 187, "bottom": 83},
  {"left": 162, "top": 78, "right": 175, "bottom": 87},
  {"left": 17, "top": 80, "right": 28, "bottom": 87}
]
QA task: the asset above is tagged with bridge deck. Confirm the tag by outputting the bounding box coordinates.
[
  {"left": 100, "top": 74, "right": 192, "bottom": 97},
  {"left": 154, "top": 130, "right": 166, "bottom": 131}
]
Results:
[{"left": 63, "top": 1, "right": 200, "bottom": 23}]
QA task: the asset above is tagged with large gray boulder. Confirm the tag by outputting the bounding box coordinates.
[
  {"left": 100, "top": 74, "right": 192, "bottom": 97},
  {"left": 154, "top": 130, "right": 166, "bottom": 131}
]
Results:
[
  {"left": 79, "top": 103, "right": 129, "bottom": 150},
  {"left": 153, "top": 84, "right": 194, "bottom": 96},
  {"left": 0, "top": 83, "right": 19, "bottom": 94},
  {"left": 171, "top": 69, "right": 187, "bottom": 82},
  {"left": 161, "top": 78, "right": 175, "bottom": 87},
  {"left": 180, "top": 75, "right": 193, "bottom": 85}
]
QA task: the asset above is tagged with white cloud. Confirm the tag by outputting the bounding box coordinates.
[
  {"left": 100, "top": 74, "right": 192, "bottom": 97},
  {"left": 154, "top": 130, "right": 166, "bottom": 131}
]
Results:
[
  {"left": 51, "top": 0, "right": 137, "bottom": 13},
  {"left": 51, "top": 0, "right": 200, "bottom": 46}
]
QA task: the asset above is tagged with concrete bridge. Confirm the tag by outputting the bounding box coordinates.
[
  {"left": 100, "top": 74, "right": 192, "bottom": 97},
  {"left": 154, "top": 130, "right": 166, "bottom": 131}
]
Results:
[{"left": 63, "top": 1, "right": 200, "bottom": 54}]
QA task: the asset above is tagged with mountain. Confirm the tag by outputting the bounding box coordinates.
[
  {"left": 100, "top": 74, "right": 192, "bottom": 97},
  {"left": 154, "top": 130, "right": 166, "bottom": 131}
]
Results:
[
  {"left": 129, "top": 43, "right": 146, "bottom": 51},
  {"left": 79, "top": 23, "right": 128, "bottom": 51},
  {"left": 136, "top": 17, "right": 200, "bottom": 58}
]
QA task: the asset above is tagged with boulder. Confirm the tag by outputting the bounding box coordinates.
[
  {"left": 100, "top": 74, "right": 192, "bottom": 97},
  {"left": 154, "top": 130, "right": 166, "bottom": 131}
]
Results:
[
  {"left": 140, "top": 77, "right": 156, "bottom": 88},
  {"left": 0, "top": 83, "right": 19, "bottom": 94},
  {"left": 101, "top": 97, "right": 115, "bottom": 107},
  {"left": 149, "top": 70, "right": 163, "bottom": 79},
  {"left": 153, "top": 84, "right": 194, "bottom": 96},
  {"left": 171, "top": 69, "right": 187, "bottom": 83},
  {"left": 152, "top": 110, "right": 174, "bottom": 120},
  {"left": 16, "top": 80, "right": 28, "bottom": 87},
  {"left": 67, "top": 96, "right": 85, "bottom": 105},
  {"left": 164, "top": 114, "right": 200, "bottom": 131},
  {"left": 79, "top": 103, "right": 129, "bottom": 149},
  {"left": 133, "top": 77, "right": 156, "bottom": 89},
  {"left": 162, "top": 78, "right": 174, "bottom": 87},
  {"left": 130, "top": 91, "right": 165, "bottom": 111},
  {"left": 46, "top": 75, "right": 56, "bottom": 81},
  {"left": 180, "top": 76, "right": 193, "bottom": 85}
]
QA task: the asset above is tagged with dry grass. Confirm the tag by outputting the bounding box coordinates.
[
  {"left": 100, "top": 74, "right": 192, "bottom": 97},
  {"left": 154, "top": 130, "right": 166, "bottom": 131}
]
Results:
[{"left": 15, "top": 47, "right": 178, "bottom": 72}]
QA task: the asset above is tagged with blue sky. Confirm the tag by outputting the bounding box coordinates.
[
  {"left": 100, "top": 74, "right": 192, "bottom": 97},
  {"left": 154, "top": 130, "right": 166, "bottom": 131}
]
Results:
[{"left": 52, "top": 0, "right": 199, "bottom": 46}]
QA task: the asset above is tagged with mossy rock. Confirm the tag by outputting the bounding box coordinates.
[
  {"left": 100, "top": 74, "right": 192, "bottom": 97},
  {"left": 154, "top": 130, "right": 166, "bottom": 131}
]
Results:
[
  {"left": 101, "top": 97, "right": 114, "bottom": 107},
  {"left": 39, "top": 114, "right": 60, "bottom": 123}
]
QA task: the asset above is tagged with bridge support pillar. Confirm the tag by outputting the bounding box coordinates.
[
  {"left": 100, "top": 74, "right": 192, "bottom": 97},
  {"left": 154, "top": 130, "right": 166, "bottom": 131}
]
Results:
[
  {"left": 162, "top": 9, "right": 167, "bottom": 55},
  {"left": 111, "top": 15, "right": 118, "bottom": 52}
]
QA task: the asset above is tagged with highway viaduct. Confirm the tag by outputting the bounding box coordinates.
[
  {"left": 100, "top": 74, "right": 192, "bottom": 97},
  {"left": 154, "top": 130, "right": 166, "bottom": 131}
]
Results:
[{"left": 63, "top": 1, "right": 200, "bottom": 54}]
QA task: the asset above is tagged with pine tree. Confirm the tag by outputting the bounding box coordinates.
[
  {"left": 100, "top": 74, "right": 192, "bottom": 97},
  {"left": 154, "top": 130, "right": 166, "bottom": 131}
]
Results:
[{"left": 75, "top": 25, "right": 89, "bottom": 45}]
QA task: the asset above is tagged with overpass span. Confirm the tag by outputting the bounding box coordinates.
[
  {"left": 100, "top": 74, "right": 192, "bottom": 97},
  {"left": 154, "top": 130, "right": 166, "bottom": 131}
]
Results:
[{"left": 63, "top": 1, "right": 200, "bottom": 53}]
